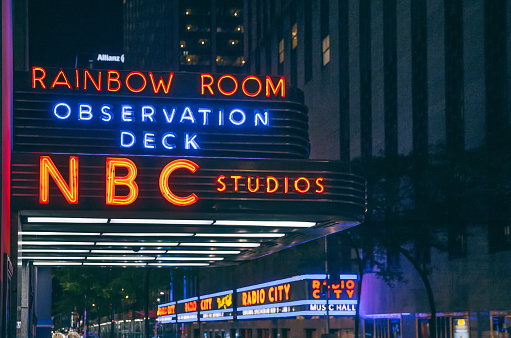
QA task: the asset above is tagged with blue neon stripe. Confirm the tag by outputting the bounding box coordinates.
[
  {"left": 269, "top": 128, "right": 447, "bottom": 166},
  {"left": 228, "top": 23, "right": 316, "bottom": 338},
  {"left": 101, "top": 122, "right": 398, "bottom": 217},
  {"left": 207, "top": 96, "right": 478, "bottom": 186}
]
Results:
[
  {"left": 158, "top": 301, "right": 176, "bottom": 308},
  {"left": 330, "top": 311, "right": 356, "bottom": 316},
  {"left": 339, "top": 274, "right": 358, "bottom": 280},
  {"left": 177, "top": 317, "right": 198, "bottom": 323},
  {"left": 200, "top": 290, "right": 233, "bottom": 299},
  {"left": 177, "top": 311, "right": 197, "bottom": 317},
  {"left": 237, "top": 274, "right": 327, "bottom": 292},
  {"left": 329, "top": 300, "right": 358, "bottom": 305},
  {"left": 177, "top": 297, "right": 198, "bottom": 303},
  {"left": 237, "top": 311, "right": 328, "bottom": 320}
]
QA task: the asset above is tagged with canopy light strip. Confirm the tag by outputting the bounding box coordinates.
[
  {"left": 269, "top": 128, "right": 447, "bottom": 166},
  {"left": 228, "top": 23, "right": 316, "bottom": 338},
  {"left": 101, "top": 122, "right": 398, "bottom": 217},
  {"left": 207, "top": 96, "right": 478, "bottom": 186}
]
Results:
[
  {"left": 21, "top": 232, "right": 102, "bottom": 236},
  {"left": 102, "top": 233, "right": 194, "bottom": 237},
  {"left": 90, "top": 250, "right": 167, "bottom": 254},
  {"left": 33, "top": 262, "right": 82, "bottom": 266},
  {"left": 97, "top": 242, "right": 179, "bottom": 247},
  {"left": 83, "top": 262, "right": 147, "bottom": 266},
  {"left": 109, "top": 219, "right": 213, "bottom": 225},
  {"left": 22, "top": 256, "right": 86, "bottom": 260},
  {"left": 214, "top": 220, "right": 316, "bottom": 227},
  {"left": 26, "top": 217, "right": 108, "bottom": 223},
  {"left": 147, "top": 263, "right": 209, "bottom": 267},
  {"left": 156, "top": 257, "right": 224, "bottom": 261},
  {"left": 194, "top": 233, "right": 285, "bottom": 238},
  {"left": 87, "top": 256, "right": 155, "bottom": 261},
  {"left": 180, "top": 242, "right": 260, "bottom": 248},
  {"left": 21, "top": 249, "right": 90, "bottom": 253},
  {"left": 165, "top": 250, "right": 240, "bottom": 255},
  {"left": 21, "top": 241, "right": 95, "bottom": 246}
]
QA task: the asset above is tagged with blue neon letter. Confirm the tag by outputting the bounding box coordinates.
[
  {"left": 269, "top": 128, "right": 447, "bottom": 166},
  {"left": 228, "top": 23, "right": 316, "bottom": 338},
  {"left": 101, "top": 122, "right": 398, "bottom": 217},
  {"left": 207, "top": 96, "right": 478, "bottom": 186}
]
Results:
[
  {"left": 185, "top": 133, "right": 200, "bottom": 150},
  {"left": 120, "top": 131, "right": 136, "bottom": 147},
  {"left": 122, "top": 105, "right": 134, "bottom": 122},
  {"left": 162, "top": 107, "right": 177, "bottom": 123},
  {"left": 229, "top": 109, "right": 246, "bottom": 125},
  {"left": 100, "top": 105, "right": 113, "bottom": 122},
  {"left": 79, "top": 104, "right": 93, "bottom": 120},
  {"left": 143, "top": 132, "right": 156, "bottom": 149},
  {"left": 142, "top": 105, "right": 156, "bottom": 122},
  {"left": 180, "top": 107, "right": 196, "bottom": 124},
  {"left": 254, "top": 110, "right": 269, "bottom": 126},
  {"left": 53, "top": 102, "right": 71, "bottom": 119},
  {"left": 198, "top": 108, "right": 212, "bottom": 125},
  {"left": 162, "top": 132, "right": 177, "bottom": 150}
]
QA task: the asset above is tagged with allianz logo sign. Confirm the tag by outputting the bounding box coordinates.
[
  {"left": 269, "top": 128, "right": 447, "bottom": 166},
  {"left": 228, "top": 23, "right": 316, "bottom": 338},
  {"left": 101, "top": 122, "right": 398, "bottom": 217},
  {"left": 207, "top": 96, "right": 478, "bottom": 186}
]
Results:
[
  {"left": 97, "top": 54, "right": 125, "bottom": 63},
  {"left": 310, "top": 304, "right": 356, "bottom": 311}
]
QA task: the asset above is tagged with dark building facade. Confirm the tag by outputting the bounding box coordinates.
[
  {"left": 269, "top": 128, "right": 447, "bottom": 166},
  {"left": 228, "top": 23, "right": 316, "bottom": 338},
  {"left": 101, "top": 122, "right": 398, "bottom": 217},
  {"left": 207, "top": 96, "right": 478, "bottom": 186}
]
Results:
[{"left": 123, "top": 0, "right": 246, "bottom": 73}]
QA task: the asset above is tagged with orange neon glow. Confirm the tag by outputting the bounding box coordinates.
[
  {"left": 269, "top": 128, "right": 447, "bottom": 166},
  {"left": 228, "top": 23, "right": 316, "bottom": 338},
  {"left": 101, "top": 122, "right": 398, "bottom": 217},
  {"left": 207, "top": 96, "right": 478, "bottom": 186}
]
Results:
[
  {"left": 284, "top": 177, "right": 289, "bottom": 193},
  {"left": 50, "top": 69, "right": 73, "bottom": 89},
  {"left": 185, "top": 301, "right": 197, "bottom": 312},
  {"left": 125, "top": 71, "right": 147, "bottom": 93},
  {"left": 107, "top": 70, "right": 121, "bottom": 92},
  {"left": 200, "top": 298, "right": 212, "bottom": 311},
  {"left": 313, "top": 290, "right": 321, "bottom": 299},
  {"left": 84, "top": 69, "right": 101, "bottom": 91},
  {"left": 265, "top": 76, "right": 285, "bottom": 98},
  {"left": 217, "top": 74, "right": 238, "bottom": 96},
  {"left": 241, "top": 76, "right": 262, "bottom": 97},
  {"left": 39, "top": 156, "right": 78, "bottom": 204},
  {"left": 75, "top": 69, "right": 79, "bottom": 89},
  {"left": 106, "top": 158, "right": 139, "bottom": 205},
  {"left": 159, "top": 159, "right": 199, "bottom": 206},
  {"left": 247, "top": 176, "right": 260, "bottom": 192},
  {"left": 266, "top": 176, "right": 278, "bottom": 193},
  {"left": 149, "top": 72, "right": 174, "bottom": 94},
  {"left": 201, "top": 73, "right": 215, "bottom": 95},
  {"left": 231, "top": 175, "right": 242, "bottom": 192},
  {"left": 315, "top": 178, "right": 324, "bottom": 193},
  {"left": 242, "top": 284, "right": 290, "bottom": 306},
  {"left": 32, "top": 67, "right": 47, "bottom": 89},
  {"left": 294, "top": 177, "right": 311, "bottom": 193},
  {"left": 216, "top": 175, "right": 227, "bottom": 192}
]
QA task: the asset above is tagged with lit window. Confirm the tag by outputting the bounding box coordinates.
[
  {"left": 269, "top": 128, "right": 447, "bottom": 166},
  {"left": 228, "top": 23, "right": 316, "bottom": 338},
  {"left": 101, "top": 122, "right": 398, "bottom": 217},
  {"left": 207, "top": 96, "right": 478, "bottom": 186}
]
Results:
[
  {"left": 229, "top": 40, "right": 239, "bottom": 46},
  {"left": 199, "top": 39, "right": 208, "bottom": 45},
  {"left": 230, "top": 8, "right": 241, "bottom": 17},
  {"left": 186, "top": 24, "right": 193, "bottom": 31},
  {"left": 185, "top": 9, "right": 191, "bottom": 15},
  {"left": 180, "top": 41, "right": 186, "bottom": 48},
  {"left": 279, "top": 39, "right": 284, "bottom": 64},
  {"left": 236, "top": 25, "right": 244, "bottom": 33},
  {"left": 322, "top": 35, "right": 330, "bottom": 66},
  {"left": 291, "top": 23, "right": 298, "bottom": 49}
]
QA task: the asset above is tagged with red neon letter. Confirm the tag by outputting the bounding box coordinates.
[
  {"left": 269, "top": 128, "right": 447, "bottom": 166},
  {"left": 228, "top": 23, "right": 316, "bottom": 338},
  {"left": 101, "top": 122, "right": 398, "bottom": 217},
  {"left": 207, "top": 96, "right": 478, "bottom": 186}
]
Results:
[
  {"left": 32, "top": 67, "right": 47, "bottom": 89},
  {"left": 50, "top": 69, "right": 73, "bottom": 89},
  {"left": 40, "top": 156, "right": 78, "bottom": 204},
  {"left": 231, "top": 175, "right": 242, "bottom": 192},
  {"left": 217, "top": 175, "right": 227, "bottom": 192},
  {"left": 315, "top": 177, "right": 324, "bottom": 193},
  {"left": 106, "top": 158, "right": 139, "bottom": 205},
  {"left": 266, "top": 176, "right": 279, "bottom": 193},
  {"left": 266, "top": 76, "right": 285, "bottom": 98},
  {"left": 159, "top": 159, "right": 199, "bottom": 206},
  {"left": 84, "top": 70, "right": 101, "bottom": 91},
  {"left": 247, "top": 176, "right": 260, "bottom": 192},
  {"left": 201, "top": 73, "right": 215, "bottom": 95},
  {"left": 125, "top": 71, "right": 147, "bottom": 93},
  {"left": 294, "top": 177, "right": 311, "bottom": 193},
  {"left": 107, "top": 70, "right": 121, "bottom": 92},
  {"left": 242, "top": 76, "right": 262, "bottom": 97},
  {"left": 217, "top": 74, "right": 238, "bottom": 96},
  {"left": 149, "top": 72, "right": 174, "bottom": 94}
]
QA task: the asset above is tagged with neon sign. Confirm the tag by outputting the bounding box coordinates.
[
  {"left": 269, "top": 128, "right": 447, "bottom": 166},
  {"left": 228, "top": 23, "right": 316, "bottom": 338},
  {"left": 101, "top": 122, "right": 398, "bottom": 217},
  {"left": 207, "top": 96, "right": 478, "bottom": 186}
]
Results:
[
  {"left": 217, "top": 176, "right": 324, "bottom": 194},
  {"left": 241, "top": 283, "right": 291, "bottom": 306},
  {"left": 32, "top": 67, "right": 285, "bottom": 98}
]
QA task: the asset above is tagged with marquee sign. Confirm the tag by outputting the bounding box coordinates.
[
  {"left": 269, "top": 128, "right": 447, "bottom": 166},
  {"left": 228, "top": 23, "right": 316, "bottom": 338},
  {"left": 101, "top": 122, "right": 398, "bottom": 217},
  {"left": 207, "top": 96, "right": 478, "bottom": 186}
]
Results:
[
  {"left": 157, "top": 274, "right": 358, "bottom": 324},
  {"left": 11, "top": 154, "right": 366, "bottom": 222},
  {"left": 14, "top": 68, "right": 309, "bottom": 159}
]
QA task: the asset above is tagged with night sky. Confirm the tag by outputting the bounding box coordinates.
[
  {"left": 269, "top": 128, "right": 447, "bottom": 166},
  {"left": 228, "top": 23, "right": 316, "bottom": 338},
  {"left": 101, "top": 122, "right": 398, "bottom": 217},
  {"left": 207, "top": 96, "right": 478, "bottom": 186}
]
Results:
[{"left": 29, "top": 0, "right": 123, "bottom": 68}]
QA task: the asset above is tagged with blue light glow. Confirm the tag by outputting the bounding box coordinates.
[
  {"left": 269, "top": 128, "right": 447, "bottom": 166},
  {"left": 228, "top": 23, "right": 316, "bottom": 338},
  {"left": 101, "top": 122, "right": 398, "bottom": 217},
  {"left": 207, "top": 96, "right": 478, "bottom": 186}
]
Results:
[
  {"left": 237, "top": 311, "right": 324, "bottom": 320},
  {"left": 200, "top": 290, "right": 233, "bottom": 299},
  {"left": 177, "top": 297, "right": 198, "bottom": 304},
  {"left": 100, "top": 105, "right": 113, "bottom": 122},
  {"left": 120, "top": 131, "right": 135, "bottom": 148},
  {"left": 78, "top": 104, "right": 93, "bottom": 120},
  {"left": 229, "top": 109, "right": 246, "bottom": 125},
  {"left": 162, "top": 107, "right": 176, "bottom": 123},
  {"left": 254, "top": 110, "right": 269, "bottom": 126},
  {"left": 198, "top": 108, "right": 212, "bottom": 125},
  {"left": 121, "top": 105, "right": 134, "bottom": 122},
  {"left": 218, "top": 109, "right": 224, "bottom": 125},
  {"left": 185, "top": 133, "right": 200, "bottom": 150},
  {"left": 179, "top": 107, "right": 196, "bottom": 124},
  {"left": 53, "top": 102, "right": 71, "bottom": 119},
  {"left": 200, "top": 308, "right": 233, "bottom": 315},
  {"left": 143, "top": 132, "right": 156, "bottom": 149},
  {"left": 200, "top": 316, "right": 234, "bottom": 322},
  {"left": 141, "top": 105, "right": 156, "bottom": 122},
  {"left": 162, "top": 132, "right": 177, "bottom": 150},
  {"left": 340, "top": 274, "right": 358, "bottom": 280}
]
